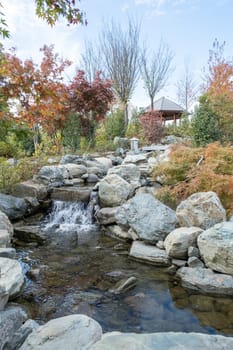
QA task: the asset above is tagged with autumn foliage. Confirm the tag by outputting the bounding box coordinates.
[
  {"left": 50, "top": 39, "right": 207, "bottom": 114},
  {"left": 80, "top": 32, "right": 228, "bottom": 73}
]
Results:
[
  {"left": 153, "top": 142, "right": 233, "bottom": 216},
  {"left": 0, "top": 44, "right": 114, "bottom": 153},
  {"left": 140, "top": 110, "right": 164, "bottom": 143}
]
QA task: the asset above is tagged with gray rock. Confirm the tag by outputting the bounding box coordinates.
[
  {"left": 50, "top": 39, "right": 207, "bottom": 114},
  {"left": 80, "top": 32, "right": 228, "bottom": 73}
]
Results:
[
  {"left": 85, "top": 174, "right": 99, "bottom": 183},
  {"left": 172, "top": 259, "right": 186, "bottom": 267},
  {"left": 60, "top": 155, "right": 84, "bottom": 164},
  {"left": 0, "top": 248, "right": 16, "bottom": 259},
  {"left": 0, "top": 230, "right": 11, "bottom": 248},
  {"left": 108, "top": 164, "right": 141, "bottom": 189},
  {"left": 197, "top": 221, "right": 233, "bottom": 275},
  {"left": 51, "top": 187, "right": 91, "bottom": 203},
  {"left": 177, "top": 267, "right": 233, "bottom": 296},
  {"left": 62, "top": 164, "right": 87, "bottom": 178},
  {"left": 187, "top": 257, "right": 204, "bottom": 268},
  {"left": 164, "top": 227, "right": 203, "bottom": 259},
  {"left": 0, "top": 210, "right": 13, "bottom": 236},
  {"left": 13, "top": 181, "right": 48, "bottom": 200},
  {"left": 0, "top": 194, "right": 29, "bottom": 220},
  {"left": 130, "top": 241, "right": 170, "bottom": 266},
  {"left": 19, "top": 314, "right": 102, "bottom": 350},
  {"left": 98, "top": 174, "right": 133, "bottom": 208},
  {"left": 5, "top": 319, "right": 39, "bottom": 350},
  {"left": 156, "top": 241, "right": 164, "bottom": 249},
  {"left": 188, "top": 246, "right": 200, "bottom": 258},
  {"left": 13, "top": 226, "right": 47, "bottom": 246},
  {"left": 109, "top": 276, "right": 137, "bottom": 294},
  {"left": 0, "top": 305, "right": 28, "bottom": 350},
  {"left": 122, "top": 154, "right": 147, "bottom": 165},
  {"left": 97, "top": 207, "right": 119, "bottom": 225},
  {"left": 37, "top": 165, "right": 65, "bottom": 186},
  {"left": 176, "top": 191, "right": 226, "bottom": 229},
  {"left": 116, "top": 193, "right": 177, "bottom": 242},
  {"left": 94, "top": 157, "right": 112, "bottom": 171},
  {"left": 0, "top": 258, "right": 25, "bottom": 309},
  {"left": 91, "top": 332, "right": 233, "bottom": 350},
  {"left": 107, "top": 225, "right": 138, "bottom": 241}
]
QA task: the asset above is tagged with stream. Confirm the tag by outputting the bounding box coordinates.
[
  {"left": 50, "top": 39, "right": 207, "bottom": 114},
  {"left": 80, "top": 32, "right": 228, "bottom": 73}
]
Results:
[{"left": 14, "top": 201, "right": 233, "bottom": 336}]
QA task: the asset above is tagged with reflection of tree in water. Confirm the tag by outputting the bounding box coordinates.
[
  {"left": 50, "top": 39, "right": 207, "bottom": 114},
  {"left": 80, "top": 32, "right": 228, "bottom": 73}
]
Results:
[{"left": 170, "top": 283, "right": 233, "bottom": 335}]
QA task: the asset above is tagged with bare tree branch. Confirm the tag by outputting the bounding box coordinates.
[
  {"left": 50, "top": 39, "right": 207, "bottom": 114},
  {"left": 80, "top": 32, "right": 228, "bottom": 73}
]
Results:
[
  {"left": 176, "top": 61, "right": 199, "bottom": 112},
  {"left": 100, "top": 18, "right": 141, "bottom": 125},
  {"left": 140, "top": 40, "right": 174, "bottom": 110}
]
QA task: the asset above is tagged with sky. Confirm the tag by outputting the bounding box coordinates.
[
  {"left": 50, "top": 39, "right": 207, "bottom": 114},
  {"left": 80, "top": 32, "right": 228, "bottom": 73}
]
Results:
[{"left": 1, "top": 0, "right": 233, "bottom": 108}]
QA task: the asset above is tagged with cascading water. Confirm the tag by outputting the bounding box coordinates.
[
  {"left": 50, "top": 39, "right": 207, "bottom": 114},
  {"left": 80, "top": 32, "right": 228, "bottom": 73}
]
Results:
[
  {"left": 44, "top": 200, "right": 93, "bottom": 229},
  {"left": 43, "top": 200, "right": 98, "bottom": 246}
]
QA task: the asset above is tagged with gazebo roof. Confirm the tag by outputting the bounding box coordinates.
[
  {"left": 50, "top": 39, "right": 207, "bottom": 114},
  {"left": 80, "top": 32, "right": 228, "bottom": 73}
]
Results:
[{"left": 154, "top": 97, "right": 184, "bottom": 112}]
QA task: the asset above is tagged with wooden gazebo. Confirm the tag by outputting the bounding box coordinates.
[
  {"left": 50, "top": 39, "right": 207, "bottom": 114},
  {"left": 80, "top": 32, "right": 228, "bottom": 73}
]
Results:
[{"left": 153, "top": 97, "right": 184, "bottom": 124}]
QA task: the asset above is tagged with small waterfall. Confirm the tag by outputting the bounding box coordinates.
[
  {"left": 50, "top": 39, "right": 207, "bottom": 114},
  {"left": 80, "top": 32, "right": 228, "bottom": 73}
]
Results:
[
  {"left": 43, "top": 201, "right": 98, "bottom": 246},
  {"left": 44, "top": 201, "right": 93, "bottom": 230}
]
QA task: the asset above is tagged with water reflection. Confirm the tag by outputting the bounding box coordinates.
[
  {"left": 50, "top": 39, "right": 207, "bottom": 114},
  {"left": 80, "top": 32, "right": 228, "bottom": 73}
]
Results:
[{"left": 16, "top": 234, "right": 233, "bottom": 336}]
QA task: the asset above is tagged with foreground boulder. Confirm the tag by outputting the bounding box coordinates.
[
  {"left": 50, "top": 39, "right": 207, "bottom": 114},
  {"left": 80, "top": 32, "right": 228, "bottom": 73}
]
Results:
[
  {"left": 176, "top": 192, "right": 226, "bottom": 229},
  {"left": 130, "top": 241, "right": 170, "bottom": 266},
  {"left": 91, "top": 332, "right": 233, "bottom": 350},
  {"left": 0, "top": 258, "right": 25, "bottom": 309},
  {"left": 197, "top": 222, "right": 233, "bottom": 275},
  {"left": 0, "top": 210, "right": 14, "bottom": 235},
  {"left": 116, "top": 193, "right": 177, "bottom": 242},
  {"left": 177, "top": 267, "right": 233, "bottom": 296},
  {"left": 0, "top": 305, "right": 28, "bottom": 350},
  {"left": 98, "top": 174, "right": 133, "bottom": 207},
  {"left": 19, "top": 314, "right": 102, "bottom": 350},
  {"left": 164, "top": 227, "right": 203, "bottom": 259}
]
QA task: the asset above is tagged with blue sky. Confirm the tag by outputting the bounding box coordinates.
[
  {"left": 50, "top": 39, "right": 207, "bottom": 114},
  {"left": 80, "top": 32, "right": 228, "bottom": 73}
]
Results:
[{"left": 1, "top": 0, "right": 233, "bottom": 107}]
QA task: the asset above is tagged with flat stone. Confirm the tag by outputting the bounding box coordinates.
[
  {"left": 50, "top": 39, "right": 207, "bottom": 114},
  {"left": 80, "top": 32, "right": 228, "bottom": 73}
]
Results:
[
  {"left": 91, "top": 332, "right": 233, "bottom": 350},
  {"left": 51, "top": 187, "right": 91, "bottom": 203},
  {"left": 130, "top": 241, "right": 170, "bottom": 266},
  {"left": 13, "top": 181, "right": 48, "bottom": 200},
  {"left": 177, "top": 267, "right": 233, "bottom": 296},
  {"left": 13, "top": 226, "right": 47, "bottom": 245}
]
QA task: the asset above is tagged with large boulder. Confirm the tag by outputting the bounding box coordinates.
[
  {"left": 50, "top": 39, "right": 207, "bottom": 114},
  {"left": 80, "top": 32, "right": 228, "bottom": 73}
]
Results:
[
  {"left": 177, "top": 267, "right": 233, "bottom": 296},
  {"left": 197, "top": 222, "right": 233, "bottom": 275},
  {"left": 37, "top": 165, "right": 65, "bottom": 186},
  {"left": 108, "top": 164, "right": 141, "bottom": 189},
  {"left": 19, "top": 314, "right": 102, "bottom": 350},
  {"left": 116, "top": 193, "right": 177, "bottom": 242},
  {"left": 13, "top": 181, "right": 48, "bottom": 201},
  {"left": 164, "top": 227, "right": 203, "bottom": 259},
  {"left": 0, "top": 305, "right": 28, "bottom": 350},
  {"left": 0, "top": 194, "right": 29, "bottom": 220},
  {"left": 0, "top": 258, "right": 25, "bottom": 309},
  {"left": 176, "top": 192, "right": 226, "bottom": 229},
  {"left": 91, "top": 332, "right": 233, "bottom": 350},
  {"left": 98, "top": 174, "right": 133, "bottom": 208},
  {"left": 129, "top": 241, "right": 170, "bottom": 266}
]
